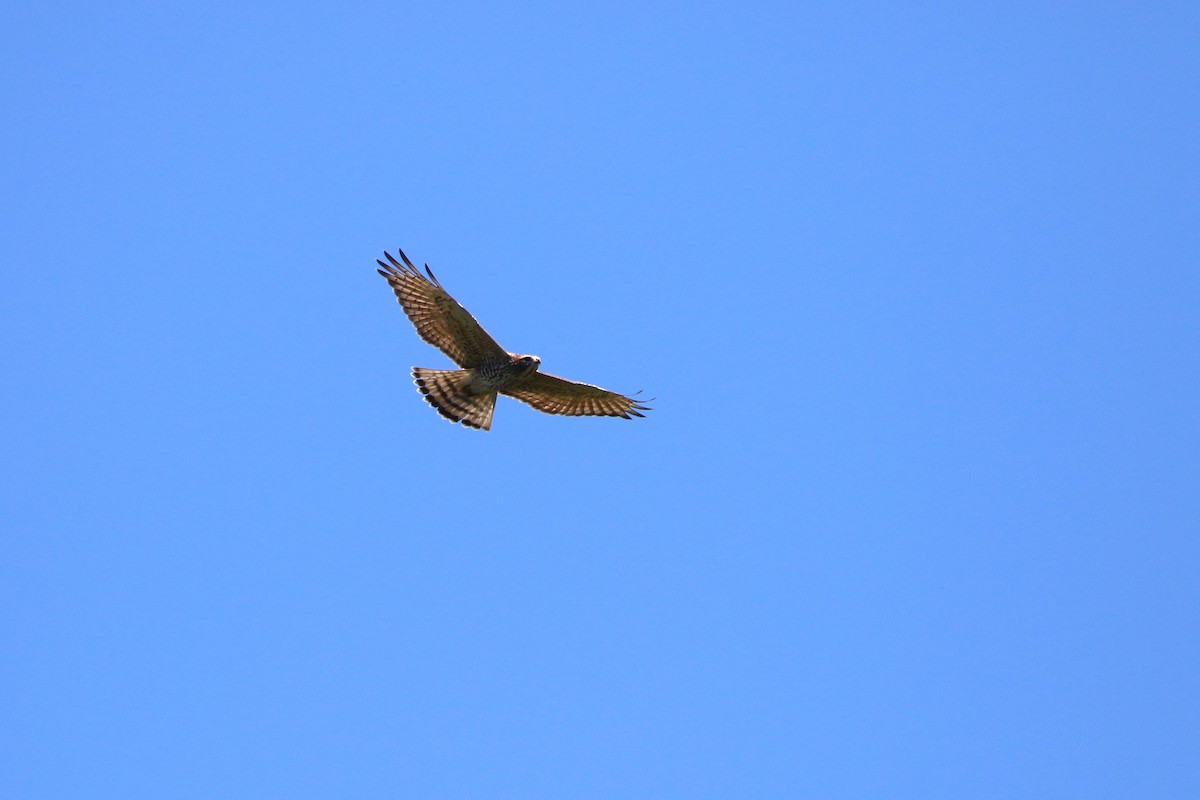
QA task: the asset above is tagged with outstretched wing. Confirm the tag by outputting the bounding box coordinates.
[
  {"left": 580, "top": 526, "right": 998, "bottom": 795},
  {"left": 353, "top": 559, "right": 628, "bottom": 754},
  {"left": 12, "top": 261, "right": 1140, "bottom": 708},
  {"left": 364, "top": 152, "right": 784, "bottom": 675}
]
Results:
[
  {"left": 377, "top": 249, "right": 508, "bottom": 368},
  {"left": 501, "top": 372, "right": 651, "bottom": 419}
]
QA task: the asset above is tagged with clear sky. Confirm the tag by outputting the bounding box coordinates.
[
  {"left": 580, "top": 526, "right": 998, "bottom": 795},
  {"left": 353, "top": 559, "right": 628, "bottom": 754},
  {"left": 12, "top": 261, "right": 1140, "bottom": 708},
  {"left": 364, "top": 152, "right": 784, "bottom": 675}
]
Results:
[{"left": 3, "top": 2, "right": 1197, "bottom": 797}]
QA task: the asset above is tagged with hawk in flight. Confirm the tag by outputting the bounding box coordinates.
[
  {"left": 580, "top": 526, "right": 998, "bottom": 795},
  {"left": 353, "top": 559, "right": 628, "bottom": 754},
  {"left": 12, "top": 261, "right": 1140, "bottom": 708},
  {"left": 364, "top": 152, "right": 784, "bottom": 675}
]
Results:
[{"left": 377, "top": 248, "right": 651, "bottom": 431}]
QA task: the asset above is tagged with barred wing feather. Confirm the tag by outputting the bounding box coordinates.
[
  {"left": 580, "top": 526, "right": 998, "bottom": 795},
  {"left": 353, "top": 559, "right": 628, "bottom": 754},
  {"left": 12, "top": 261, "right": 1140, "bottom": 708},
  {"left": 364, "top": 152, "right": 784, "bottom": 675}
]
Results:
[
  {"left": 376, "top": 249, "right": 507, "bottom": 368},
  {"left": 502, "top": 372, "right": 651, "bottom": 419}
]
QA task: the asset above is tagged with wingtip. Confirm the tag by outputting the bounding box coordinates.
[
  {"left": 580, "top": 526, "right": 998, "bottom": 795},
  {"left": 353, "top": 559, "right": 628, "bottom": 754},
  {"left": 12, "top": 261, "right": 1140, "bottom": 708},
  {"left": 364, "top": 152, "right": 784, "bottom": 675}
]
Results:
[
  {"left": 424, "top": 263, "right": 443, "bottom": 289},
  {"left": 379, "top": 248, "right": 443, "bottom": 286},
  {"left": 627, "top": 390, "right": 653, "bottom": 415}
]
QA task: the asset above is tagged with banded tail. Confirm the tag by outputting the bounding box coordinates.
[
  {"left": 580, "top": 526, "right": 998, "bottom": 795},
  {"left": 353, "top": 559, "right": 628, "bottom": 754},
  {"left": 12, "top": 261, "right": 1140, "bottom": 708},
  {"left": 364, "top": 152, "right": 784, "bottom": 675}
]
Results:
[{"left": 411, "top": 367, "right": 496, "bottom": 431}]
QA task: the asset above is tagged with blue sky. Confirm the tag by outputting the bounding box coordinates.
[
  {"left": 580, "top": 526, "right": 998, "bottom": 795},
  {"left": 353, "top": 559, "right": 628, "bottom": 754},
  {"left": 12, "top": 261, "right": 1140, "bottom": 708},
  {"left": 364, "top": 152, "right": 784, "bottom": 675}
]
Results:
[{"left": 2, "top": 2, "right": 1197, "bottom": 797}]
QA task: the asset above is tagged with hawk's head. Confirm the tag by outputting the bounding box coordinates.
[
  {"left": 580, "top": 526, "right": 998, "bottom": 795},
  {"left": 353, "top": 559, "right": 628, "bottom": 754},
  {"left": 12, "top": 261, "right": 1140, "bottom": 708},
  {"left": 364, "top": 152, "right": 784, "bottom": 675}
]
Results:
[{"left": 513, "top": 354, "right": 541, "bottom": 376}]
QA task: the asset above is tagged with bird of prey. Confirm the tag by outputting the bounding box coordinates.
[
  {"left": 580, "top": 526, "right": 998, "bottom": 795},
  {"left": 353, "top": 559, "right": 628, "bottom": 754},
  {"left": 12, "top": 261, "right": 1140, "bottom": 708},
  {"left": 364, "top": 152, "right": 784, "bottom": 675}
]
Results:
[{"left": 377, "top": 248, "right": 651, "bottom": 431}]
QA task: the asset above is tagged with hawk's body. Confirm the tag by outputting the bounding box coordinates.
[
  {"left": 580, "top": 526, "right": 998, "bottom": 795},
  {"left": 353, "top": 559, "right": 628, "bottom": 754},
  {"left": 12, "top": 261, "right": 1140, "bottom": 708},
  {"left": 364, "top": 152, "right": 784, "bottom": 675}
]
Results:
[{"left": 377, "top": 249, "right": 650, "bottom": 431}]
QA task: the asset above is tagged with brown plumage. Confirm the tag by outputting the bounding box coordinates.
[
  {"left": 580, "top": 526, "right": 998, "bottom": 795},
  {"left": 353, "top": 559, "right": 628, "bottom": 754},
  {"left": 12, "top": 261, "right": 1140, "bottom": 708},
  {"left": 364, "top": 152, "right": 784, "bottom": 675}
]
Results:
[{"left": 377, "top": 248, "right": 651, "bottom": 431}]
